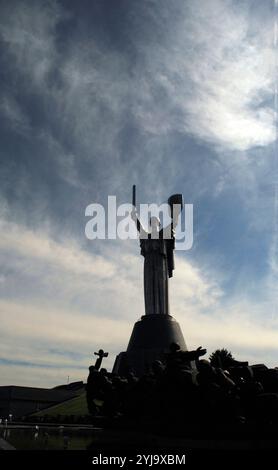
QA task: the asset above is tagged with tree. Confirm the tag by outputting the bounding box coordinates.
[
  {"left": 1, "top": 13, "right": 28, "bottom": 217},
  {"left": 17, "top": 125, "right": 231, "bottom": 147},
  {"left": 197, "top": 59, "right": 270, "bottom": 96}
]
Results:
[{"left": 209, "top": 348, "right": 235, "bottom": 369}]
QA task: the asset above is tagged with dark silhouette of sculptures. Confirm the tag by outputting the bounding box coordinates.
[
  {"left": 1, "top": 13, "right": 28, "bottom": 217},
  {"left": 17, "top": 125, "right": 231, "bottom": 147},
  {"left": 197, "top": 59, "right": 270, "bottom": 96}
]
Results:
[
  {"left": 94, "top": 349, "right": 108, "bottom": 370},
  {"left": 86, "top": 349, "right": 109, "bottom": 414},
  {"left": 86, "top": 366, "right": 99, "bottom": 415},
  {"left": 85, "top": 342, "right": 278, "bottom": 438},
  {"left": 165, "top": 342, "right": 207, "bottom": 371}
]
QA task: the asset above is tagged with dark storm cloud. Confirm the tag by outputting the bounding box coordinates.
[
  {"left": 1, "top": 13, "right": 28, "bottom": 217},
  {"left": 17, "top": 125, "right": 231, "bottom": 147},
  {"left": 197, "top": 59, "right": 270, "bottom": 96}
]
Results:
[{"left": 0, "top": 0, "right": 274, "bottom": 230}]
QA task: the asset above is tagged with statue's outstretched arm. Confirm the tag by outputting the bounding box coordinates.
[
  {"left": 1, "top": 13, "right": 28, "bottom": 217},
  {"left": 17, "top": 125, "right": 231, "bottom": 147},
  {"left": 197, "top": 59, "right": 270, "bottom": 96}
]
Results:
[
  {"left": 131, "top": 209, "right": 147, "bottom": 238},
  {"left": 162, "top": 217, "right": 178, "bottom": 239}
]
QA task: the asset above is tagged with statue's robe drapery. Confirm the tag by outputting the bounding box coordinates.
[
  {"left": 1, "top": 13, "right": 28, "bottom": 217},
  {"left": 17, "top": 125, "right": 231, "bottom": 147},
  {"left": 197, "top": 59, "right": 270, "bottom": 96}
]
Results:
[{"left": 140, "top": 226, "right": 175, "bottom": 315}]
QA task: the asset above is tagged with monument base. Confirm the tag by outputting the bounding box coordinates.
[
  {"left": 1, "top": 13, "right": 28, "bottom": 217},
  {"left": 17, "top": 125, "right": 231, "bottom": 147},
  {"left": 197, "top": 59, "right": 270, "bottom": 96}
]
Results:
[{"left": 113, "top": 314, "right": 187, "bottom": 377}]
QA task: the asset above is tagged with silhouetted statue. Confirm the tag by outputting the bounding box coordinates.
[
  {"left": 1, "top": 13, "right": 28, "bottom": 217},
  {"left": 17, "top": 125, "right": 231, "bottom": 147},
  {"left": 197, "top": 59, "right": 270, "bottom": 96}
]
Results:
[
  {"left": 165, "top": 342, "right": 207, "bottom": 371},
  {"left": 131, "top": 191, "right": 183, "bottom": 315},
  {"left": 94, "top": 349, "right": 108, "bottom": 370},
  {"left": 86, "top": 366, "right": 98, "bottom": 415}
]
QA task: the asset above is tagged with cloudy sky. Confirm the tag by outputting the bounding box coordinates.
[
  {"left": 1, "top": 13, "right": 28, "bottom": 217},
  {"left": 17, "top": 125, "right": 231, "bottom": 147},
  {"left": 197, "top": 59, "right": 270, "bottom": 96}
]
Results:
[{"left": 0, "top": 0, "right": 278, "bottom": 387}]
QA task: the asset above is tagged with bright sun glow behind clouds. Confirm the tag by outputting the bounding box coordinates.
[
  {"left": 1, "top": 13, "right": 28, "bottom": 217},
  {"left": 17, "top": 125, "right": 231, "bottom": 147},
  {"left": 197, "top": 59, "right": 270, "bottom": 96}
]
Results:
[{"left": 130, "top": 0, "right": 276, "bottom": 150}]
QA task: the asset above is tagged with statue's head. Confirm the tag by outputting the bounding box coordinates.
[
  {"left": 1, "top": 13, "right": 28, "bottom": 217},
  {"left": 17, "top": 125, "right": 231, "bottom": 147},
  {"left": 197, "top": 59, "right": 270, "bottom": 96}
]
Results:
[{"left": 149, "top": 216, "right": 160, "bottom": 232}]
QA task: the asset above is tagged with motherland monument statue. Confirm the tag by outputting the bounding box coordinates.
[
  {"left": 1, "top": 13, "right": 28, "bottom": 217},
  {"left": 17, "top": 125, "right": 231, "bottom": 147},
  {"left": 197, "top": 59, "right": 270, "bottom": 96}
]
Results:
[
  {"left": 131, "top": 185, "right": 183, "bottom": 317},
  {"left": 112, "top": 186, "right": 188, "bottom": 376}
]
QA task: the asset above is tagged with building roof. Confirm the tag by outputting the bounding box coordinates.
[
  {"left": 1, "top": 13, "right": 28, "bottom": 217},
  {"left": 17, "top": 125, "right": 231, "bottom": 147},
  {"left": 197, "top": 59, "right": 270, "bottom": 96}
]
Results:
[{"left": 0, "top": 385, "right": 78, "bottom": 403}]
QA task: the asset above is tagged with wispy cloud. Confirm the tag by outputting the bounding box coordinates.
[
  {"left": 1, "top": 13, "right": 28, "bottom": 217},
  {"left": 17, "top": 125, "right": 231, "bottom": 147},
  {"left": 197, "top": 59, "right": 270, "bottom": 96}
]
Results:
[
  {"left": 0, "top": 95, "right": 30, "bottom": 134},
  {"left": 128, "top": 0, "right": 276, "bottom": 150},
  {"left": 0, "top": 0, "right": 61, "bottom": 85},
  {"left": 0, "top": 0, "right": 275, "bottom": 156},
  {"left": 0, "top": 0, "right": 277, "bottom": 386}
]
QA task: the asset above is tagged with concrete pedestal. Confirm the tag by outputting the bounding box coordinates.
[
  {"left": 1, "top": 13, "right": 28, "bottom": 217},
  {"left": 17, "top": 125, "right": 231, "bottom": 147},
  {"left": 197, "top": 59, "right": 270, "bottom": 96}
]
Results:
[{"left": 113, "top": 314, "right": 187, "bottom": 376}]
